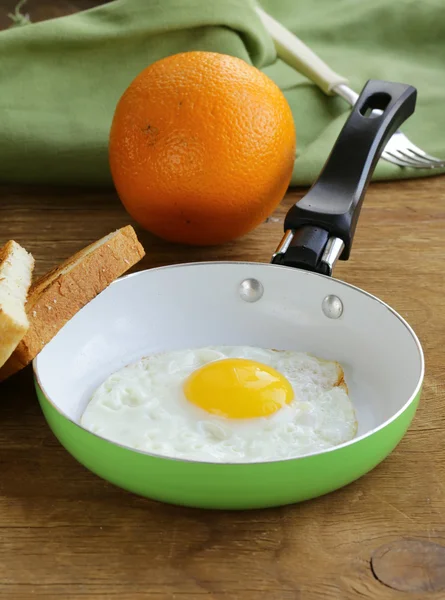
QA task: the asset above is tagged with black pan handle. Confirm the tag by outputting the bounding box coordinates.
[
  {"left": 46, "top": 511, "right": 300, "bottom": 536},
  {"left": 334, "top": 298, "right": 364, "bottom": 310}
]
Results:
[{"left": 272, "top": 79, "right": 417, "bottom": 275}]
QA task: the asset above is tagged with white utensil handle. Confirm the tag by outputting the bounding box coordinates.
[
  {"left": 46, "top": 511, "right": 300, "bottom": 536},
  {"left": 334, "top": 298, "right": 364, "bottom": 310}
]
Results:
[{"left": 256, "top": 7, "right": 348, "bottom": 96}]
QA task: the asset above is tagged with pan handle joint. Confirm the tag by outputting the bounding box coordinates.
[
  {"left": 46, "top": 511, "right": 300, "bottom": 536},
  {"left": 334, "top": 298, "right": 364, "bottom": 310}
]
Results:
[
  {"left": 273, "top": 79, "right": 417, "bottom": 275},
  {"left": 272, "top": 229, "right": 344, "bottom": 276}
]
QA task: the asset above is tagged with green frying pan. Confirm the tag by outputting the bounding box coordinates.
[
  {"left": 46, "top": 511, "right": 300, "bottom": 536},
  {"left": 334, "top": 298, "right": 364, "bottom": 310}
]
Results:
[{"left": 34, "top": 80, "right": 424, "bottom": 509}]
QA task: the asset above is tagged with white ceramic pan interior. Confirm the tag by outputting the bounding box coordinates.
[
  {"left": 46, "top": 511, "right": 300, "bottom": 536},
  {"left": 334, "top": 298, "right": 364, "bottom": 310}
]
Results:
[{"left": 35, "top": 262, "right": 424, "bottom": 441}]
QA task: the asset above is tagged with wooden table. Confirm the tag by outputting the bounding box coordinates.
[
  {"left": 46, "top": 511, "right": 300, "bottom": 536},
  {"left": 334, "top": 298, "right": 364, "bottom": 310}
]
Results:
[
  {"left": 2, "top": 3, "right": 445, "bottom": 599},
  {"left": 2, "top": 177, "right": 445, "bottom": 600}
]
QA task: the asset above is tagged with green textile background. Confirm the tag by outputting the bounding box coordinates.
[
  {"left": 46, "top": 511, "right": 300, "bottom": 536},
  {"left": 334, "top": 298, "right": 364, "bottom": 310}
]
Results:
[{"left": 0, "top": 0, "right": 444, "bottom": 187}]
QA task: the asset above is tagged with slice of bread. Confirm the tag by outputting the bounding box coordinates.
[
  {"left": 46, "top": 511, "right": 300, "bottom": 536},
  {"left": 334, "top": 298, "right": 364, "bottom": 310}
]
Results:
[
  {"left": 0, "top": 241, "right": 34, "bottom": 369},
  {"left": 0, "top": 225, "right": 145, "bottom": 382}
]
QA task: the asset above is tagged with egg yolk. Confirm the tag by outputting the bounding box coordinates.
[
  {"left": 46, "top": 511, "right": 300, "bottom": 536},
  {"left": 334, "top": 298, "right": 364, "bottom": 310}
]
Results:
[{"left": 183, "top": 358, "right": 294, "bottom": 419}]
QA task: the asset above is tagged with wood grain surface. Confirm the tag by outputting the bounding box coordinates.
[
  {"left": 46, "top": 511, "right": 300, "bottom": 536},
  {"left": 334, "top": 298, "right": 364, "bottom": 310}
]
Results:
[{"left": 1, "top": 2, "right": 445, "bottom": 599}]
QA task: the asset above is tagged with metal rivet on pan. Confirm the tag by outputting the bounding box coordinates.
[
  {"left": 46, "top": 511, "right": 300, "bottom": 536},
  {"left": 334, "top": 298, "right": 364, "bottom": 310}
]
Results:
[
  {"left": 239, "top": 278, "right": 264, "bottom": 303},
  {"left": 322, "top": 294, "right": 343, "bottom": 319}
]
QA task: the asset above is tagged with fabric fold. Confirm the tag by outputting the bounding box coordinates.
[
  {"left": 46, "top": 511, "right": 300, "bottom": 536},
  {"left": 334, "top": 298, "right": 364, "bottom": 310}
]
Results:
[{"left": 0, "top": 0, "right": 444, "bottom": 187}]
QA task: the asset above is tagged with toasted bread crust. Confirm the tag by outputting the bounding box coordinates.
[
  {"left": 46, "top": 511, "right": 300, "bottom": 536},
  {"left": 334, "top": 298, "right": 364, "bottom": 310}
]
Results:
[
  {"left": 0, "top": 240, "right": 13, "bottom": 263},
  {"left": 0, "top": 226, "right": 144, "bottom": 382},
  {"left": 0, "top": 350, "right": 27, "bottom": 382},
  {"left": 0, "top": 240, "right": 34, "bottom": 369},
  {"left": 0, "top": 316, "right": 29, "bottom": 370}
]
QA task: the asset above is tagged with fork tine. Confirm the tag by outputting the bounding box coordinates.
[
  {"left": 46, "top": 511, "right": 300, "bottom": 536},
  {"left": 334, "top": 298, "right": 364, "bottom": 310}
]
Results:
[
  {"left": 368, "top": 106, "right": 445, "bottom": 167},
  {"left": 404, "top": 147, "right": 445, "bottom": 167},
  {"left": 396, "top": 150, "right": 443, "bottom": 168},
  {"left": 381, "top": 150, "right": 432, "bottom": 168},
  {"left": 389, "top": 134, "right": 445, "bottom": 167},
  {"left": 381, "top": 129, "right": 445, "bottom": 168},
  {"left": 401, "top": 149, "right": 444, "bottom": 167},
  {"left": 380, "top": 152, "right": 411, "bottom": 167}
]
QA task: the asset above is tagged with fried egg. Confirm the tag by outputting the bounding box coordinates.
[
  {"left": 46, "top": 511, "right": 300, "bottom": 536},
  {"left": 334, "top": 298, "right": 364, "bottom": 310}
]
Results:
[{"left": 80, "top": 346, "right": 357, "bottom": 462}]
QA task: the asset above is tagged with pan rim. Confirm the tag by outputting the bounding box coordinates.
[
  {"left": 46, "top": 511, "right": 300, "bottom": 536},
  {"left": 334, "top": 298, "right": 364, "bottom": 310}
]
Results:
[{"left": 33, "top": 260, "right": 425, "bottom": 466}]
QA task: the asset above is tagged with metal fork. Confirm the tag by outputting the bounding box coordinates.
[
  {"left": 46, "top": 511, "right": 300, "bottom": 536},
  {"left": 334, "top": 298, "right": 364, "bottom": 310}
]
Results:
[{"left": 256, "top": 7, "right": 445, "bottom": 169}]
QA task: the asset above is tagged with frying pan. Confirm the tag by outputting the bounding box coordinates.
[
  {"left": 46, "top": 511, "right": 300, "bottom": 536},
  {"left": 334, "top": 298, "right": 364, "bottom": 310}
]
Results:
[{"left": 34, "top": 80, "right": 424, "bottom": 510}]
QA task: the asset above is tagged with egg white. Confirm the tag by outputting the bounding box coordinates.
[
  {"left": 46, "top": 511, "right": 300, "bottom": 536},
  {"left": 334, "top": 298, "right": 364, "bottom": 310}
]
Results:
[{"left": 80, "top": 346, "right": 357, "bottom": 462}]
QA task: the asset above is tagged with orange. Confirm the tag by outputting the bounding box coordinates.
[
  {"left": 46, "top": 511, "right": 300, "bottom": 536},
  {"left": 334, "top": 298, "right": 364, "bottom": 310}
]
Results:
[{"left": 109, "top": 51, "right": 296, "bottom": 246}]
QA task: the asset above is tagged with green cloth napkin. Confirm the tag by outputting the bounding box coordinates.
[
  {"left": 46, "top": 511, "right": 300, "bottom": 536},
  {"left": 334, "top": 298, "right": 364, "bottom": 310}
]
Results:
[{"left": 0, "top": 0, "right": 444, "bottom": 187}]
